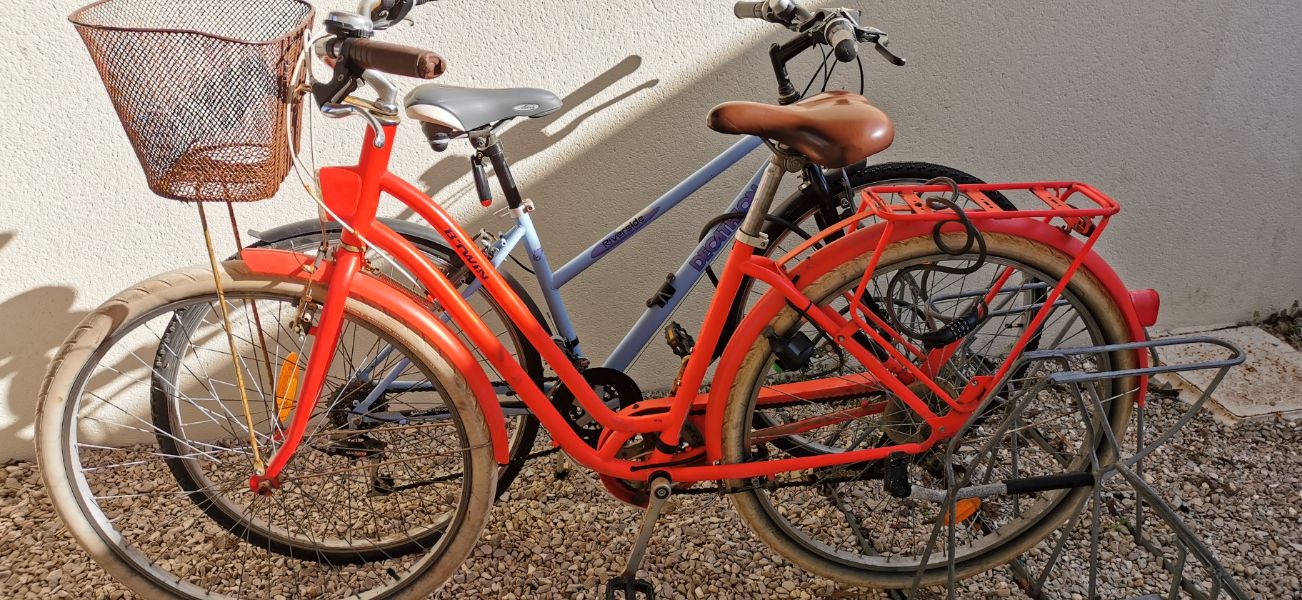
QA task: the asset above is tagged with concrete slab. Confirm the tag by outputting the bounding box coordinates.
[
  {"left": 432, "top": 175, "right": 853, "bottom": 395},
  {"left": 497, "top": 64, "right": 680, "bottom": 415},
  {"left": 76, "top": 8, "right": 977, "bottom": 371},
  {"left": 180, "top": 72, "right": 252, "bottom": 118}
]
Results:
[{"left": 1156, "top": 326, "right": 1302, "bottom": 422}]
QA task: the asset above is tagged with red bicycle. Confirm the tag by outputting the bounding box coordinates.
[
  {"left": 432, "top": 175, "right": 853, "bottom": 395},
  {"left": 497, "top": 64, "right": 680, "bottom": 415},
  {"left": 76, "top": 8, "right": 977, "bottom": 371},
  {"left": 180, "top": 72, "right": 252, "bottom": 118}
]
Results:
[{"left": 42, "top": 2, "right": 1162, "bottom": 599}]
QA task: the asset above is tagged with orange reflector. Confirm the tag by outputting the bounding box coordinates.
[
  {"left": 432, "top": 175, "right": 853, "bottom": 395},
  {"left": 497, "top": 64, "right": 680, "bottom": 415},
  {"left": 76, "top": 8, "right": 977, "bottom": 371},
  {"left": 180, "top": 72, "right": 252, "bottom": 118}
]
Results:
[
  {"left": 274, "top": 352, "right": 301, "bottom": 423},
  {"left": 943, "top": 497, "right": 981, "bottom": 525}
]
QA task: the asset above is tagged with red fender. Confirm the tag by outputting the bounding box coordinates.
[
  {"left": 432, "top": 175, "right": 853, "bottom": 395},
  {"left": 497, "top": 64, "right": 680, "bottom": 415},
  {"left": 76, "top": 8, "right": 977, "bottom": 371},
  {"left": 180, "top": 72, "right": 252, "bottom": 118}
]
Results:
[
  {"left": 240, "top": 248, "right": 511, "bottom": 464},
  {"left": 704, "top": 218, "right": 1152, "bottom": 461}
]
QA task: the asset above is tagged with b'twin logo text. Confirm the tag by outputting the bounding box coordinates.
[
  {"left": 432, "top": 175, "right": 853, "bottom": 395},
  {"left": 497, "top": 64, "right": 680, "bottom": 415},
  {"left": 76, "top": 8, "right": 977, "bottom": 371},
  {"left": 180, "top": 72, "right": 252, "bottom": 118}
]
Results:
[{"left": 444, "top": 228, "right": 489, "bottom": 279}]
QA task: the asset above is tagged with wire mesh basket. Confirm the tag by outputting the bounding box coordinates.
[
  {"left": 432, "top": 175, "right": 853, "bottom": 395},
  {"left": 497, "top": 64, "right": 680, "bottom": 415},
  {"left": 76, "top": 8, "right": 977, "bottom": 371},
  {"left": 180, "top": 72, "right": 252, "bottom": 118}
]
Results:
[{"left": 70, "top": 0, "right": 314, "bottom": 202}]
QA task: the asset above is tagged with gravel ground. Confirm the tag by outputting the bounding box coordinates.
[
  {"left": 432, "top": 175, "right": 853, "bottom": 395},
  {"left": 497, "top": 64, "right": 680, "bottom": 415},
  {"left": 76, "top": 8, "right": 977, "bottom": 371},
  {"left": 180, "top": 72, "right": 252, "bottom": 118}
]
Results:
[
  {"left": 2, "top": 398, "right": 1299, "bottom": 599},
  {"left": 1256, "top": 302, "right": 1300, "bottom": 351}
]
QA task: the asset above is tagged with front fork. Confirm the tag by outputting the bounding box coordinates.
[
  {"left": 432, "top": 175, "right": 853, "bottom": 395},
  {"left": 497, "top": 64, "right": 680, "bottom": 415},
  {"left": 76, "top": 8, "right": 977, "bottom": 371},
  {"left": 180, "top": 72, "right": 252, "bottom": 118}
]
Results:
[{"left": 250, "top": 244, "right": 365, "bottom": 493}]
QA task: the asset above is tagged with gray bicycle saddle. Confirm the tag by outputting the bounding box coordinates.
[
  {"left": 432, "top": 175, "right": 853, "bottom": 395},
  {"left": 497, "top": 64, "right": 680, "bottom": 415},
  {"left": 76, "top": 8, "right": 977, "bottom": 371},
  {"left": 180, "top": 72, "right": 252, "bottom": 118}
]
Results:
[{"left": 404, "top": 84, "right": 562, "bottom": 133}]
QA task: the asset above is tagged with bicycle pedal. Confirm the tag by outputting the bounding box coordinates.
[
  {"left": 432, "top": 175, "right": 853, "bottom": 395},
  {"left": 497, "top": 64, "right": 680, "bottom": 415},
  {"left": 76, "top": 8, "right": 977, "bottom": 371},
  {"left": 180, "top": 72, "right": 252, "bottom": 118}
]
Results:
[
  {"left": 883, "top": 451, "right": 911, "bottom": 498},
  {"left": 663, "top": 321, "right": 695, "bottom": 358},
  {"left": 604, "top": 576, "right": 655, "bottom": 600}
]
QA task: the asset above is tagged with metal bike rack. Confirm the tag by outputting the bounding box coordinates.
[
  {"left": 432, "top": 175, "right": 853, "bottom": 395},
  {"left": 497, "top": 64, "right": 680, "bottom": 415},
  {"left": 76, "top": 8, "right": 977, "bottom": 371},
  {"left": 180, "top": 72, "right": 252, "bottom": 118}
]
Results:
[{"left": 893, "top": 335, "right": 1250, "bottom": 600}]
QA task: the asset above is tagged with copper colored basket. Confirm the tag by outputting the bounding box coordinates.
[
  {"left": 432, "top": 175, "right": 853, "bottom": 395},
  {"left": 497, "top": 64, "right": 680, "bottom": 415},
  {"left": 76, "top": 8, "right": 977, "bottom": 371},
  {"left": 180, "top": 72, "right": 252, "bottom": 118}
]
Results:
[{"left": 70, "top": 0, "right": 314, "bottom": 202}]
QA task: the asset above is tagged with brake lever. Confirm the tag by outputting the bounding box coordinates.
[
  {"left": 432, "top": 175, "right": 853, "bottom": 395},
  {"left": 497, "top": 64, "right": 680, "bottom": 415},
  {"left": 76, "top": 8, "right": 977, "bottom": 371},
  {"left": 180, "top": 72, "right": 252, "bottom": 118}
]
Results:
[
  {"left": 856, "top": 27, "right": 906, "bottom": 66},
  {"left": 874, "top": 41, "right": 906, "bottom": 66}
]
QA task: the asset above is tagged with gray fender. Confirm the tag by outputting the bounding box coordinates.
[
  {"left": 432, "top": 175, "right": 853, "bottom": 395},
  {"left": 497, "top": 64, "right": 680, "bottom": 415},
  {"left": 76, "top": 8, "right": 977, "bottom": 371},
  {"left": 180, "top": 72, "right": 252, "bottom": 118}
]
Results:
[
  {"left": 250, "top": 217, "right": 450, "bottom": 251},
  {"left": 249, "top": 216, "right": 553, "bottom": 336}
]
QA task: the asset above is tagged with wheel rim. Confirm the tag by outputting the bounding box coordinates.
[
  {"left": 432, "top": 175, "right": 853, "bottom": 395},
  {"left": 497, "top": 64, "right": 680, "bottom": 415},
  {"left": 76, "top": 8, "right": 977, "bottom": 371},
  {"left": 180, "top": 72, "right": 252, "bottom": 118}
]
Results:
[
  {"left": 59, "top": 292, "right": 474, "bottom": 599},
  {"left": 735, "top": 249, "right": 1124, "bottom": 573}
]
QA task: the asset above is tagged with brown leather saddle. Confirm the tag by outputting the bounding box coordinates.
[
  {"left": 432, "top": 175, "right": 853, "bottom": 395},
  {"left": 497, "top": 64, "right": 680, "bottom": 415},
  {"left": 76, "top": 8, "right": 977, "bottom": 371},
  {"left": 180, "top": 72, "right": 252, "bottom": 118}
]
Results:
[{"left": 706, "top": 91, "right": 894, "bottom": 169}]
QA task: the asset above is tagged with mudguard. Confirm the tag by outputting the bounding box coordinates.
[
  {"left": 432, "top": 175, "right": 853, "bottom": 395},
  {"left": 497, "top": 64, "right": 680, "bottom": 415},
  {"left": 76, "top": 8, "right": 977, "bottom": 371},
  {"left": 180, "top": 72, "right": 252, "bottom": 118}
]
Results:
[
  {"left": 250, "top": 217, "right": 447, "bottom": 249},
  {"left": 240, "top": 247, "right": 512, "bottom": 464},
  {"left": 705, "top": 218, "right": 1152, "bottom": 460},
  {"left": 249, "top": 216, "right": 554, "bottom": 335}
]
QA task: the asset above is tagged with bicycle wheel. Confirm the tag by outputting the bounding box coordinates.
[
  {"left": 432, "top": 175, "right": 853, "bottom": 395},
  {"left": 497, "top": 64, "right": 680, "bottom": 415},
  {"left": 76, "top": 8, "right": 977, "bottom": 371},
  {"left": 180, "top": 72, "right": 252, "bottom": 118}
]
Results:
[
  {"left": 722, "top": 232, "right": 1138, "bottom": 588},
  {"left": 720, "top": 161, "right": 1012, "bottom": 356},
  {"left": 37, "top": 261, "right": 495, "bottom": 599},
  {"left": 160, "top": 226, "right": 545, "bottom": 501}
]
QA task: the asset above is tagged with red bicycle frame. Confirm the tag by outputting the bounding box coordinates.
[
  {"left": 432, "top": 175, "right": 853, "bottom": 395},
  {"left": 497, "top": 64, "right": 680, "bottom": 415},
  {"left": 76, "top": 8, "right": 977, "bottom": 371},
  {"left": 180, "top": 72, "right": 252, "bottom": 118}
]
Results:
[{"left": 248, "top": 123, "right": 1152, "bottom": 491}]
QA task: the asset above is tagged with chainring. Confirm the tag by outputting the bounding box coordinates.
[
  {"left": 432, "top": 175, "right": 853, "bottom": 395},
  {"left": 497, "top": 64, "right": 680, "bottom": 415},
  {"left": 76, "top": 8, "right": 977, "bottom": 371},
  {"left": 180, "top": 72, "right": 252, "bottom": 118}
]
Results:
[{"left": 548, "top": 367, "right": 642, "bottom": 446}]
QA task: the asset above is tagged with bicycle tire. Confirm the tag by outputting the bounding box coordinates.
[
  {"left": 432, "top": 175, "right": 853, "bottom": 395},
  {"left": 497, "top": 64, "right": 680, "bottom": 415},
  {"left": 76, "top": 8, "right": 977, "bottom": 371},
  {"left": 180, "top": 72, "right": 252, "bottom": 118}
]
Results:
[
  {"left": 722, "top": 232, "right": 1138, "bottom": 588},
  {"left": 37, "top": 261, "right": 497, "bottom": 599}
]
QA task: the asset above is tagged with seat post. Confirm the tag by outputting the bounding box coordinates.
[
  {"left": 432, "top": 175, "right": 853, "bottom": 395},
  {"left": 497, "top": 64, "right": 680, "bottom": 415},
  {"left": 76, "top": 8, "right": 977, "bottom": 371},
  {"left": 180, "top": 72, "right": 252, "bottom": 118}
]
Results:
[
  {"left": 471, "top": 133, "right": 525, "bottom": 210},
  {"left": 736, "top": 152, "right": 795, "bottom": 248}
]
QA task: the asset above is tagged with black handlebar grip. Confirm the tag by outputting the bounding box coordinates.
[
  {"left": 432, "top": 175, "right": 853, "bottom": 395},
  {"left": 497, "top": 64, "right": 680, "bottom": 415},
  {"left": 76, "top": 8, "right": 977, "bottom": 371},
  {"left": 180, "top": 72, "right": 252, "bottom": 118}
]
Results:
[
  {"left": 825, "top": 18, "right": 858, "bottom": 62},
  {"left": 341, "top": 38, "right": 446, "bottom": 79},
  {"left": 734, "top": 1, "right": 765, "bottom": 19}
]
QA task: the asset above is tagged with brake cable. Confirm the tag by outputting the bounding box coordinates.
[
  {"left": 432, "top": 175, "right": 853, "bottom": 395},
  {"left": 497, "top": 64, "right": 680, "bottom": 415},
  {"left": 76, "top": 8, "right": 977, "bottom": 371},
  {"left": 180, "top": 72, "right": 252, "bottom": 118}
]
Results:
[
  {"left": 696, "top": 212, "right": 813, "bottom": 287},
  {"left": 799, "top": 43, "right": 832, "bottom": 99}
]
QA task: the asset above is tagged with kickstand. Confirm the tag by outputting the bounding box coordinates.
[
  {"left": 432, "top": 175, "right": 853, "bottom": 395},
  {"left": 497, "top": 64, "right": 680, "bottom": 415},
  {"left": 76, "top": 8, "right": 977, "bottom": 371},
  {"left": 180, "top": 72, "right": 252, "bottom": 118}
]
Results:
[{"left": 605, "top": 475, "right": 672, "bottom": 600}]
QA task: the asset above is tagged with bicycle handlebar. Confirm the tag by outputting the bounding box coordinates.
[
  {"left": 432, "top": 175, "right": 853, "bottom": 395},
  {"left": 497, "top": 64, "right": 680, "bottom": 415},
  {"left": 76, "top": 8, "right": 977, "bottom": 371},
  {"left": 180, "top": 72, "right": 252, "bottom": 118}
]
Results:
[
  {"left": 319, "top": 36, "right": 446, "bottom": 79},
  {"left": 733, "top": 1, "right": 764, "bottom": 19},
  {"left": 312, "top": 12, "right": 445, "bottom": 121},
  {"left": 345, "top": 38, "right": 445, "bottom": 79},
  {"left": 734, "top": 1, "right": 889, "bottom": 65},
  {"left": 736, "top": 0, "right": 906, "bottom": 103}
]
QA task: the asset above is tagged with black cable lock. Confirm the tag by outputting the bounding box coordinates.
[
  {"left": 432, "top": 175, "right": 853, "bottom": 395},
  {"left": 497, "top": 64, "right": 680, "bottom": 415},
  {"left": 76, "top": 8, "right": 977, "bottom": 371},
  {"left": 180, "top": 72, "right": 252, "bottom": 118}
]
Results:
[{"left": 883, "top": 178, "right": 992, "bottom": 350}]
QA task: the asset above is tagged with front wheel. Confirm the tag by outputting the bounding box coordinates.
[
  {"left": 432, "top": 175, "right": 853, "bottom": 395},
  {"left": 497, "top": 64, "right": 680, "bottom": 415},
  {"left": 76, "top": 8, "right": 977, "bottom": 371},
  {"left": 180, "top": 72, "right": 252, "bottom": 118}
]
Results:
[
  {"left": 722, "top": 232, "right": 1138, "bottom": 588},
  {"left": 37, "top": 262, "right": 496, "bottom": 599},
  {"left": 167, "top": 227, "right": 546, "bottom": 502}
]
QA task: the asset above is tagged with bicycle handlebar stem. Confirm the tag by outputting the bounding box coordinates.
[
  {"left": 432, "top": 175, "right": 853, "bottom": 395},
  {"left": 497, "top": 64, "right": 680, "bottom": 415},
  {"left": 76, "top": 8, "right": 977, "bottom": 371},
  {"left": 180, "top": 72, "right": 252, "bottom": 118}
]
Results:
[{"left": 769, "top": 32, "right": 817, "bottom": 105}]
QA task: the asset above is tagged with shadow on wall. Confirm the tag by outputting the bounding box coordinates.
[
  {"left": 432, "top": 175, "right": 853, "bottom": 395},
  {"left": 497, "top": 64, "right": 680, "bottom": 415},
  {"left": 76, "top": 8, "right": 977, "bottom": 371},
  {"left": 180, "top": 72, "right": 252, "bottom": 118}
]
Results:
[
  {"left": 10, "top": 1, "right": 1296, "bottom": 459},
  {"left": 405, "top": 38, "right": 810, "bottom": 386},
  {"left": 0, "top": 231, "right": 91, "bottom": 453},
  {"left": 399, "top": 55, "right": 661, "bottom": 219}
]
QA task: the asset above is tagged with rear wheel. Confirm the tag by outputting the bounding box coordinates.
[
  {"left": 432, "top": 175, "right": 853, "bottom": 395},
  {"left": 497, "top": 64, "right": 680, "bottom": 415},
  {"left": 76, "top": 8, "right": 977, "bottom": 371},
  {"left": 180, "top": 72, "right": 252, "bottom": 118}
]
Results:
[
  {"left": 37, "top": 262, "right": 496, "bottom": 599},
  {"left": 722, "top": 232, "right": 1138, "bottom": 587}
]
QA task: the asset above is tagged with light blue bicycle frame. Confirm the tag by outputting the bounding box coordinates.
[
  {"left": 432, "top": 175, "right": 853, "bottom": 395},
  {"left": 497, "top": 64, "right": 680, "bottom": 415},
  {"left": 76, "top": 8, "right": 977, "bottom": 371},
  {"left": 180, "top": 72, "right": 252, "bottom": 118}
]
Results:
[
  {"left": 352, "top": 135, "right": 767, "bottom": 412},
  {"left": 477, "top": 135, "right": 766, "bottom": 369}
]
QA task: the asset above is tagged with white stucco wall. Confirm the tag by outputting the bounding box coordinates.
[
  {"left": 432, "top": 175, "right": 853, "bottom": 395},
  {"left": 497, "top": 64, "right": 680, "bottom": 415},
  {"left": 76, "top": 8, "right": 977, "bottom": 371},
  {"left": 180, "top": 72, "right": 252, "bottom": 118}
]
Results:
[{"left": 2, "top": 0, "right": 1300, "bottom": 459}]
